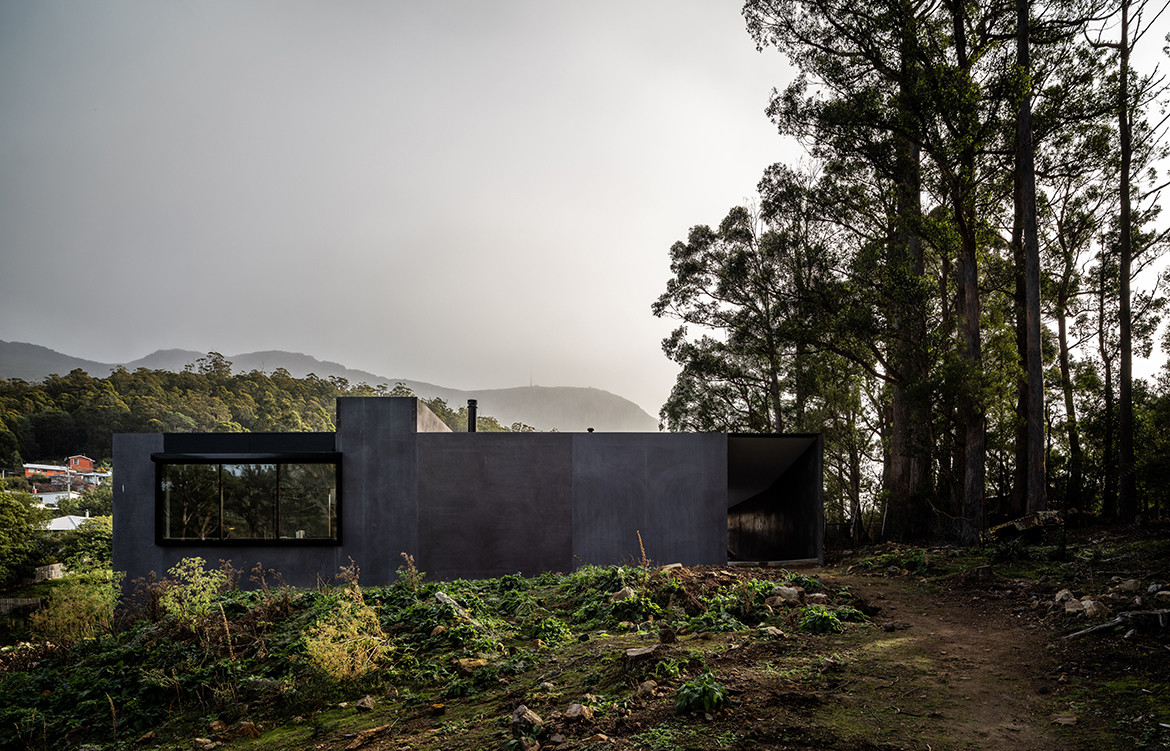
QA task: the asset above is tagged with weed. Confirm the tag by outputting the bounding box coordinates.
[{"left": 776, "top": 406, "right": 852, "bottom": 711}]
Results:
[
  {"left": 674, "top": 670, "right": 728, "bottom": 716},
  {"left": 530, "top": 616, "right": 572, "bottom": 643},
  {"left": 398, "top": 552, "right": 424, "bottom": 592},
  {"left": 303, "top": 566, "right": 388, "bottom": 682},
  {"left": 29, "top": 571, "right": 121, "bottom": 644},
  {"left": 159, "top": 557, "right": 228, "bottom": 634}
]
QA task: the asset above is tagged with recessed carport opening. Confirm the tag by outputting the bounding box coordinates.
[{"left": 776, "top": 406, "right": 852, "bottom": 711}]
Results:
[{"left": 727, "top": 434, "right": 823, "bottom": 564}]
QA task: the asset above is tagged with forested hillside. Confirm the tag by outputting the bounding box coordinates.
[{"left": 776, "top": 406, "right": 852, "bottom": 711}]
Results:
[
  {"left": 654, "top": 0, "right": 1170, "bottom": 541},
  {"left": 0, "top": 353, "right": 527, "bottom": 467}
]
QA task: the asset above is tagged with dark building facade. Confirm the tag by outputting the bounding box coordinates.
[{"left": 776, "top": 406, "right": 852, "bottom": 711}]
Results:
[{"left": 113, "top": 397, "right": 823, "bottom": 586}]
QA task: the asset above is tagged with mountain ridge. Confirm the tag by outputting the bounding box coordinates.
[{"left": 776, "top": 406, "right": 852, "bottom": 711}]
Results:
[{"left": 0, "top": 341, "right": 659, "bottom": 433}]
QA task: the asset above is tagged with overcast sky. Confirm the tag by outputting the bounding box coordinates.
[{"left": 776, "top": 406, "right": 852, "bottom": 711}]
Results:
[
  {"left": 2, "top": 3, "right": 1167, "bottom": 420},
  {"left": 0, "top": 1, "right": 797, "bottom": 416}
]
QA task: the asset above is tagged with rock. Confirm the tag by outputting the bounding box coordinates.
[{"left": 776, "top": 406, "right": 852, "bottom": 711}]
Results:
[
  {"left": 430, "top": 625, "right": 447, "bottom": 637},
  {"left": 235, "top": 721, "right": 261, "bottom": 738},
  {"left": 549, "top": 733, "right": 566, "bottom": 744},
  {"left": 564, "top": 703, "right": 594, "bottom": 721},
  {"left": 1081, "top": 600, "right": 1110, "bottom": 619},
  {"left": 1051, "top": 714, "right": 1078, "bottom": 726},
  {"left": 636, "top": 680, "right": 658, "bottom": 698},
  {"left": 1118, "top": 579, "right": 1141, "bottom": 593},
  {"left": 1055, "top": 589, "right": 1075, "bottom": 603},
  {"left": 209, "top": 720, "right": 228, "bottom": 734},
  {"left": 193, "top": 739, "right": 217, "bottom": 751},
  {"left": 610, "top": 586, "right": 637, "bottom": 602},
  {"left": 583, "top": 733, "right": 611, "bottom": 744},
  {"left": 518, "top": 738, "right": 540, "bottom": 751},
  {"left": 1148, "top": 583, "right": 1166, "bottom": 594},
  {"left": 1064, "top": 599, "right": 1085, "bottom": 614},
  {"left": 769, "top": 586, "right": 805, "bottom": 605},
  {"left": 760, "top": 625, "right": 785, "bottom": 638},
  {"left": 435, "top": 591, "right": 472, "bottom": 620},
  {"left": 659, "top": 626, "right": 677, "bottom": 644},
  {"left": 1155, "top": 591, "right": 1170, "bottom": 604},
  {"left": 454, "top": 657, "right": 487, "bottom": 674},
  {"left": 625, "top": 645, "right": 660, "bottom": 659},
  {"left": 511, "top": 705, "right": 543, "bottom": 737},
  {"left": 539, "top": 681, "right": 554, "bottom": 691},
  {"left": 355, "top": 695, "right": 377, "bottom": 712},
  {"left": 661, "top": 563, "right": 683, "bottom": 571},
  {"left": 806, "top": 593, "right": 830, "bottom": 605},
  {"left": 882, "top": 622, "right": 897, "bottom": 632}
]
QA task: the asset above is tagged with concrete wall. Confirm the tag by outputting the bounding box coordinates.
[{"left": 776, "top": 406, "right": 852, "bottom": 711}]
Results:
[
  {"left": 417, "top": 433, "right": 574, "bottom": 580},
  {"left": 571, "top": 433, "right": 726, "bottom": 567}
]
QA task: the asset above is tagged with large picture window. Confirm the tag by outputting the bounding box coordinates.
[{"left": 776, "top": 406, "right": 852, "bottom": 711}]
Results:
[{"left": 156, "top": 454, "right": 339, "bottom": 544}]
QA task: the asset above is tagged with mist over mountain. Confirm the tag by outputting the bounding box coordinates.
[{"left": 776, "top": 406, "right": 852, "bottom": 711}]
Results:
[{"left": 0, "top": 341, "right": 659, "bottom": 433}]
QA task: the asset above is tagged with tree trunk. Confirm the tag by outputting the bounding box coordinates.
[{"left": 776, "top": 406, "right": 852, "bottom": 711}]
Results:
[
  {"left": 1118, "top": 1, "right": 1137, "bottom": 521},
  {"left": 1017, "top": 0, "right": 1047, "bottom": 515}
]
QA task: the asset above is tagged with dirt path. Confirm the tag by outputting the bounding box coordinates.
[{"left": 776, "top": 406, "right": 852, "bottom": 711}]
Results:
[{"left": 815, "top": 572, "right": 1068, "bottom": 751}]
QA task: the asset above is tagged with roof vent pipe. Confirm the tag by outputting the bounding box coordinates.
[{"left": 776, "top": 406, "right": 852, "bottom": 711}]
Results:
[{"left": 467, "top": 399, "right": 477, "bottom": 433}]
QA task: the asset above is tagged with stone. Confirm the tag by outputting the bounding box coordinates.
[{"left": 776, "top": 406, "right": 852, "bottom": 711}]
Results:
[
  {"left": 625, "top": 645, "right": 660, "bottom": 659},
  {"left": 538, "top": 681, "right": 554, "bottom": 691},
  {"left": 806, "top": 593, "right": 830, "bottom": 605},
  {"left": 882, "top": 621, "right": 897, "bottom": 632},
  {"left": 583, "top": 734, "right": 611, "bottom": 744},
  {"left": 769, "top": 586, "right": 805, "bottom": 605},
  {"left": 659, "top": 626, "right": 677, "bottom": 644},
  {"left": 610, "top": 586, "right": 637, "bottom": 602},
  {"left": 209, "top": 720, "right": 228, "bottom": 734},
  {"left": 1148, "top": 583, "right": 1166, "bottom": 595},
  {"left": 511, "top": 705, "right": 543, "bottom": 737},
  {"left": 455, "top": 658, "right": 487, "bottom": 674},
  {"left": 1054, "top": 589, "right": 1075, "bottom": 603},
  {"left": 564, "top": 703, "right": 594, "bottom": 721},
  {"left": 1155, "top": 591, "right": 1170, "bottom": 604},
  {"left": 661, "top": 563, "right": 683, "bottom": 571},
  {"left": 1063, "top": 599, "right": 1085, "bottom": 614},
  {"left": 549, "top": 733, "right": 566, "bottom": 744},
  {"left": 518, "top": 738, "right": 540, "bottom": 751},
  {"left": 760, "top": 625, "right": 785, "bottom": 638},
  {"left": 193, "top": 739, "right": 217, "bottom": 751},
  {"left": 636, "top": 680, "right": 658, "bottom": 698},
  {"left": 235, "top": 721, "right": 260, "bottom": 738},
  {"left": 435, "top": 591, "right": 472, "bottom": 620},
  {"left": 1081, "top": 600, "right": 1110, "bottom": 619},
  {"left": 430, "top": 625, "right": 447, "bottom": 637},
  {"left": 1118, "top": 579, "right": 1141, "bottom": 593},
  {"left": 355, "top": 695, "right": 377, "bottom": 712}
]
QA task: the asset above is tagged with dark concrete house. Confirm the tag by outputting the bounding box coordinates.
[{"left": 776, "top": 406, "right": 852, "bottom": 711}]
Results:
[{"left": 113, "top": 397, "right": 823, "bottom": 586}]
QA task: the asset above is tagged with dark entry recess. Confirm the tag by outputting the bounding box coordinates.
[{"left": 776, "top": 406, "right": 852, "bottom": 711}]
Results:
[{"left": 727, "top": 434, "right": 823, "bottom": 563}]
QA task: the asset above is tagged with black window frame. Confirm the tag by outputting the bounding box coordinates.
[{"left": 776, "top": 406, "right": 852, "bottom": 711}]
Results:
[{"left": 152, "top": 452, "right": 342, "bottom": 547}]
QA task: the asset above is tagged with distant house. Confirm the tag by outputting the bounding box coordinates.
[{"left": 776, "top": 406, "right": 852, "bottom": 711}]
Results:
[
  {"left": 23, "top": 455, "right": 95, "bottom": 478},
  {"left": 32, "top": 490, "right": 80, "bottom": 509},
  {"left": 46, "top": 514, "right": 89, "bottom": 532}
]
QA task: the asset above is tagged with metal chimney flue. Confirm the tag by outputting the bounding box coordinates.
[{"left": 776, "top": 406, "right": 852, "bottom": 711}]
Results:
[{"left": 467, "top": 399, "right": 477, "bottom": 433}]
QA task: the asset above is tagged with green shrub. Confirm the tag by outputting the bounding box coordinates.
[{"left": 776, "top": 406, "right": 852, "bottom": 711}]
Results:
[
  {"left": 61, "top": 515, "right": 113, "bottom": 571},
  {"left": 798, "top": 605, "right": 843, "bottom": 633},
  {"left": 674, "top": 670, "right": 729, "bottom": 716}
]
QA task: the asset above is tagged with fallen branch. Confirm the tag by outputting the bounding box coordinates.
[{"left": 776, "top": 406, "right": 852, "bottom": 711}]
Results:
[{"left": 1063, "top": 609, "right": 1170, "bottom": 639}]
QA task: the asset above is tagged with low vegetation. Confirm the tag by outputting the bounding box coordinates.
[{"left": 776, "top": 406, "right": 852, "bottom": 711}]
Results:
[{"left": 0, "top": 525, "right": 1167, "bottom": 750}]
